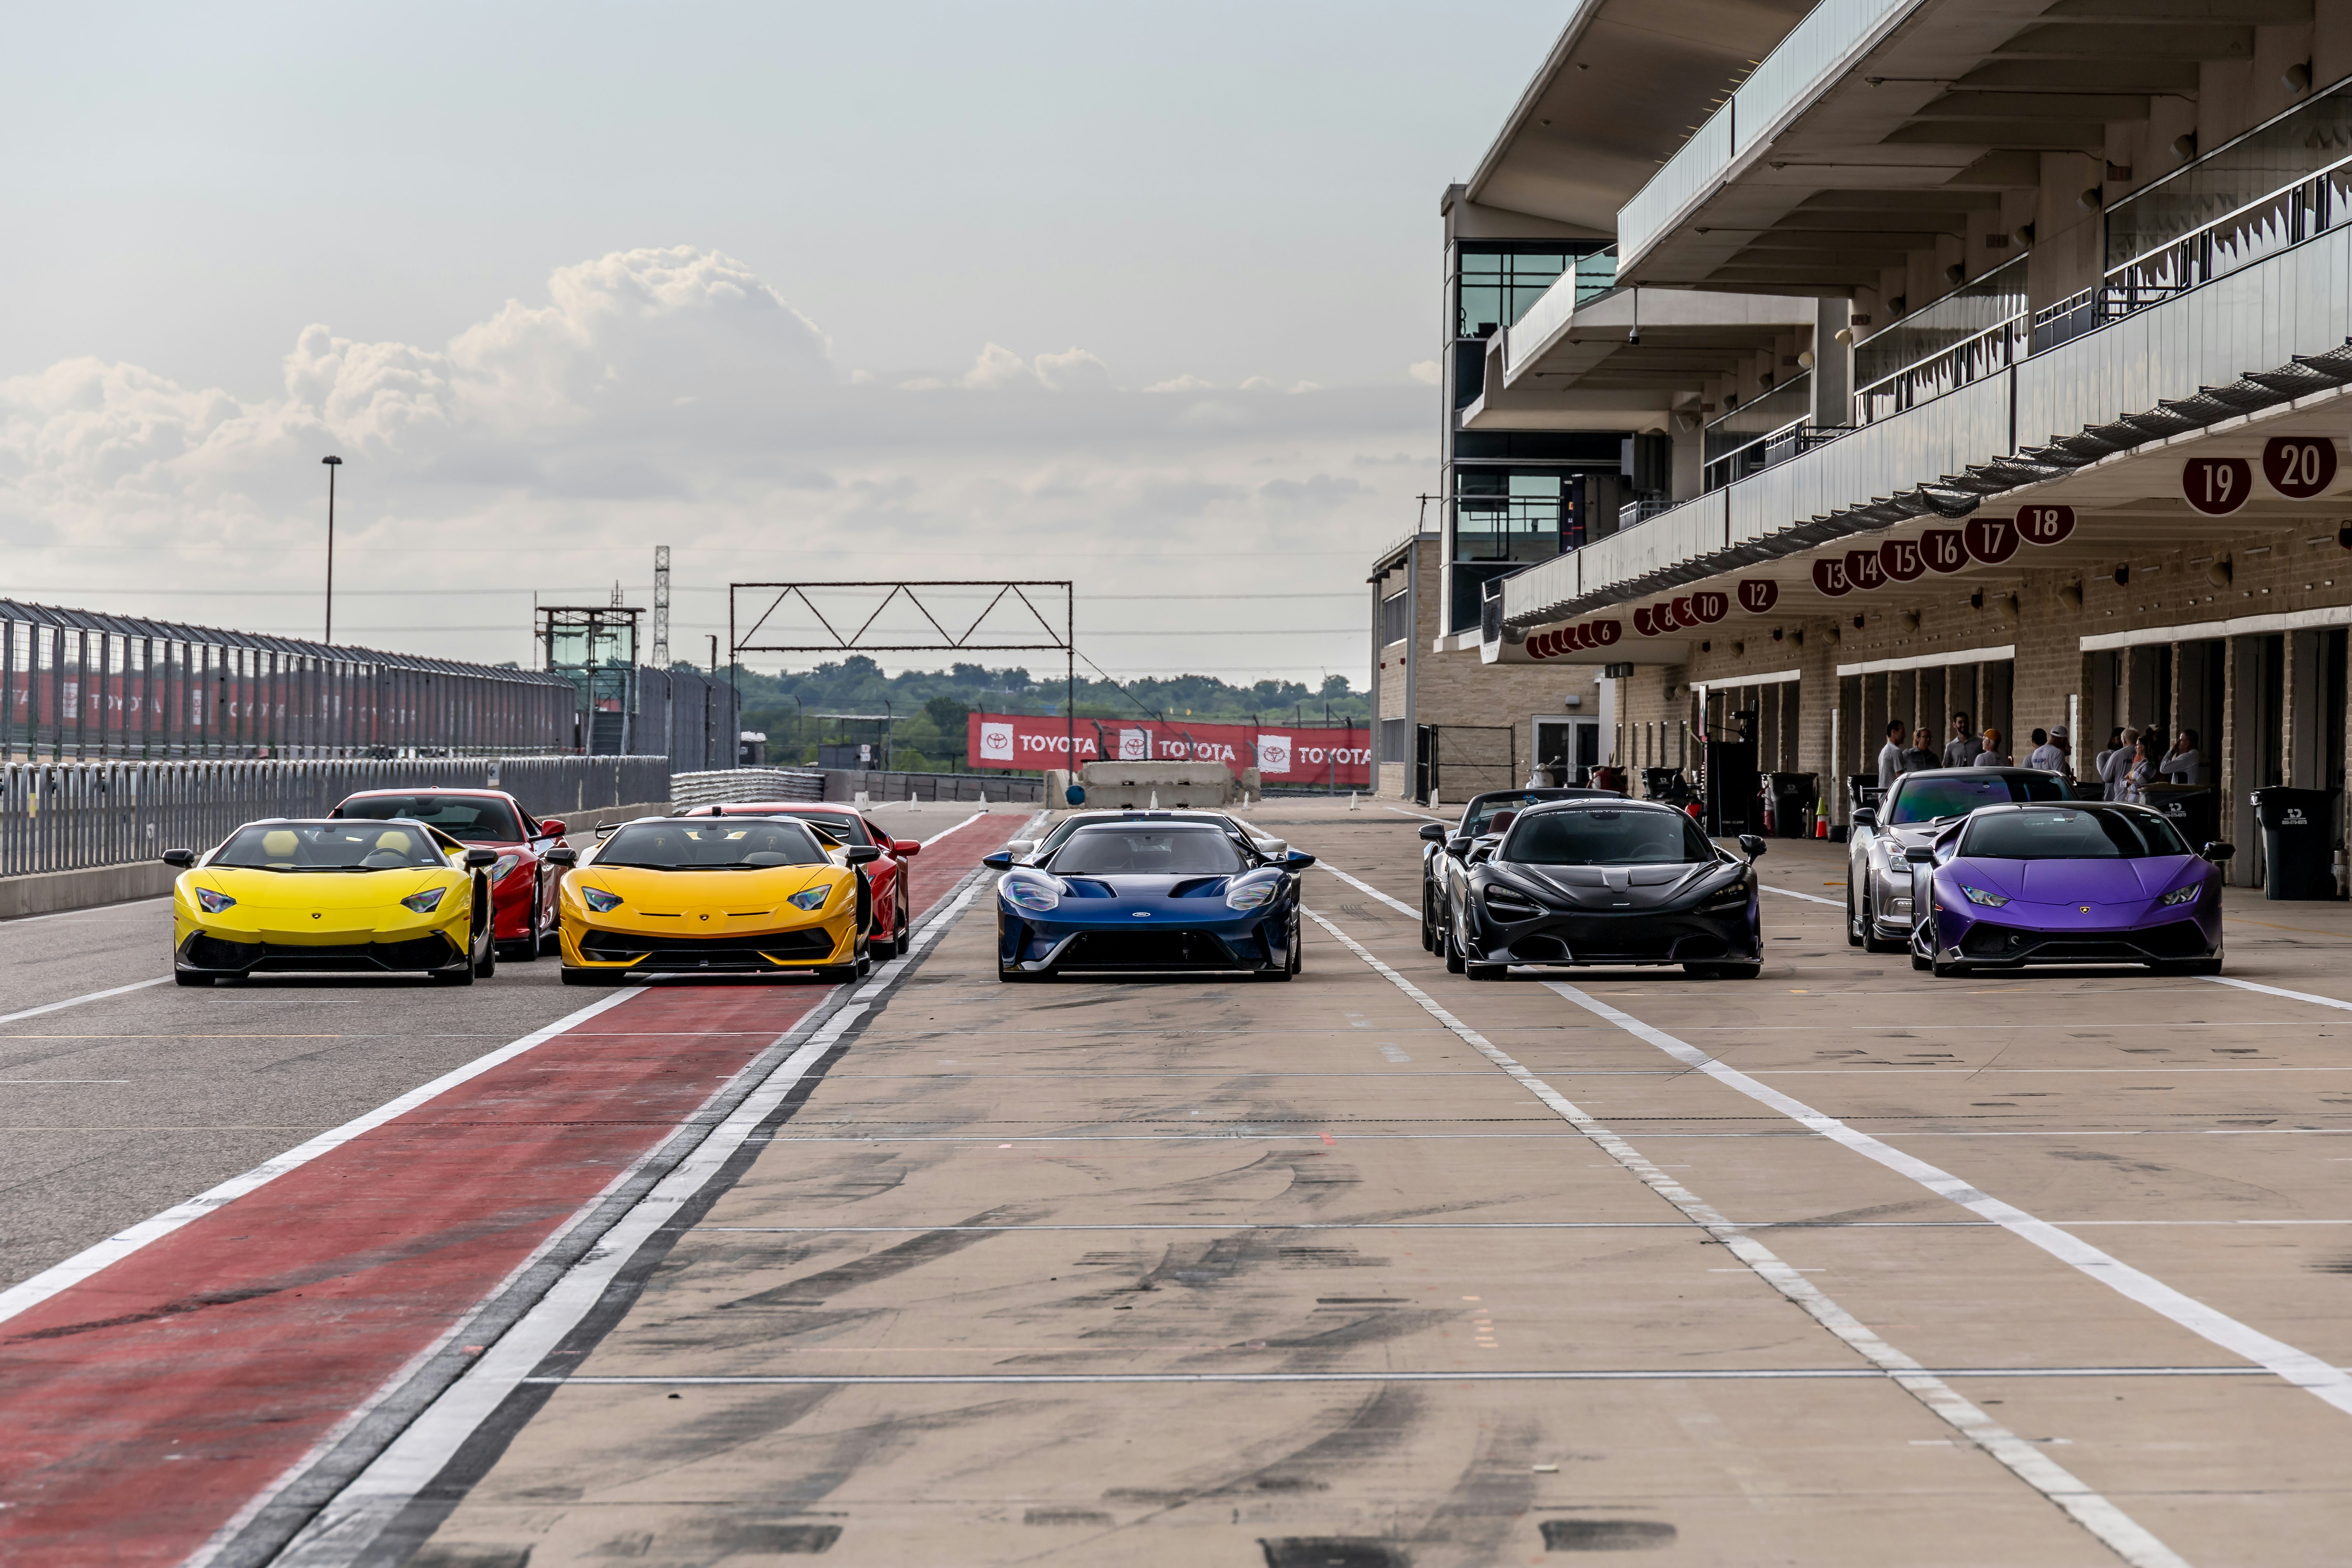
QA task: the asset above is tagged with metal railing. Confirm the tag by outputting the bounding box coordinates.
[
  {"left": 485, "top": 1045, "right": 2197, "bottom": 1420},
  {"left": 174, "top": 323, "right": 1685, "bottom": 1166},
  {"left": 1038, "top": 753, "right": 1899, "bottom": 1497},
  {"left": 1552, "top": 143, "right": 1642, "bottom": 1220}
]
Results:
[
  {"left": 670, "top": 767, "right": 827, "bottom": 807},
  {"left": 0, "top": 756, "right": 671, "bottom": 880},
  {"left": 1618, "top": 497, "right": 1679, "bottom": 531},
  {"left": 1856, "top": 310, "right": 2028, "bottom": 423}
]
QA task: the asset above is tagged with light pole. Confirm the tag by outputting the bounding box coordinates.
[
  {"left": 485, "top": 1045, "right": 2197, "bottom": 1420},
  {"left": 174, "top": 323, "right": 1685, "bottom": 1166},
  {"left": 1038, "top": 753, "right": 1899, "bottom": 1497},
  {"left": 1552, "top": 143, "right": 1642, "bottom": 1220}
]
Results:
[{"left": 320, "top": 456, "right": 343, "bottom": 643}]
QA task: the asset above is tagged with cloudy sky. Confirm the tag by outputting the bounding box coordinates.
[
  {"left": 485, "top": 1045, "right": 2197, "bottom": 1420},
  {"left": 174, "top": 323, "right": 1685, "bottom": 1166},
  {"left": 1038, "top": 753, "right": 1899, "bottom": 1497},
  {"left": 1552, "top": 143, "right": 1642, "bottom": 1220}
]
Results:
[{"left": 2, "top": 3, "right": 1561, "bottom": 681}]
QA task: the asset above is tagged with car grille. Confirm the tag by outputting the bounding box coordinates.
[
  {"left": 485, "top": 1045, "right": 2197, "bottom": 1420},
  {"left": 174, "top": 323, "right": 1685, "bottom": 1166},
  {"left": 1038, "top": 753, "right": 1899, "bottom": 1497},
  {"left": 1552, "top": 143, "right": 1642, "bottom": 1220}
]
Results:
[
  {"left": 1959, "top": 919, "right": 2207, "bottom": 962},
  {"left": 1060, "top": 930, "right": 1242, "bottom": 970},
  {"left": 1499, "top": 919, "right": 1730, "bottom": 965},
  {"left": 185, "top": 933, "right": 461, "bottom": 972},
  {"left": 580, "top": 928, "right": 834, "bottom": 968}
]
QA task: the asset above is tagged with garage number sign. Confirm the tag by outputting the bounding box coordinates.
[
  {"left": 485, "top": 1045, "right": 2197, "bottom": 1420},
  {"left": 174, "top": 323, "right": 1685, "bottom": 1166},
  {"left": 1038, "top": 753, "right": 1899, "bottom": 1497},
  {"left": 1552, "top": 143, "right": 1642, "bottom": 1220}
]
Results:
[
  {"left": 2017, "top": 505, "right": 2075, "bottom": 546},
  {"left": 2182, "top": 456, "right": 2252, "bottom": 516},
  {"left": 2263, "top": 437, "right": 2338, "bottom": 499}
]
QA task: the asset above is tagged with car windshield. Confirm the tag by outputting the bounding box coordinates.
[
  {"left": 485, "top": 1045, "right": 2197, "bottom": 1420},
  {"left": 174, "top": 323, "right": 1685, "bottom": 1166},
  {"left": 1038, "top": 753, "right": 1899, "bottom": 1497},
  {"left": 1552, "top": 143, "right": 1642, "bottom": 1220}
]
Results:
[
  {"left": 1505, "top": 809, "right": 1714, "bottom": 866},
  {"left": 1465, "top": 794, "right": 1549, "bottom": 836},
  {"left": 216, "top": 822, "right": 449, "bottom": 872},
  {"left": 339, "top": 793, "right": 524, "bottom": 842},
  {"left": 1037, "top": 814, "right": 1233, "bottom": 853},
  {"left": 598, "top": 821, "right": 830, "bottom": 870},
  {"left": 1886, "top": 774, "right": 2072, "bottom": 825},
  {"left": 758, "top": 811, "right": 870, "bottom": 846},
  {"left": 1962, "top": 808, "right": 2190, "bottom": 860},
  {"left": 1050, "top": 826, "right": 1247, "bottom": 875}
]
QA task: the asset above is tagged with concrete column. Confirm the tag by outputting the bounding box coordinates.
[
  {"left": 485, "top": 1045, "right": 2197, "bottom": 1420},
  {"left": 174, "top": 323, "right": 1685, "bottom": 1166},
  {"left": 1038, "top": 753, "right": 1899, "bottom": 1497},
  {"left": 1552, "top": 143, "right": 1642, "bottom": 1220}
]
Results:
[{"left": 1812, "top": 297, "right": 1853, "bottom": 430}]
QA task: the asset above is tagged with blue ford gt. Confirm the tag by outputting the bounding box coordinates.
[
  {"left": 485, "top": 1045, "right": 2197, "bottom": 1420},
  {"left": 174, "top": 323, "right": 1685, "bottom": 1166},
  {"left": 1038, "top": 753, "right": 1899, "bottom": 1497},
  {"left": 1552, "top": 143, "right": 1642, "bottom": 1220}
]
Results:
[{"left": 982, "top": 821, "right": 1316, "bottom": 981}]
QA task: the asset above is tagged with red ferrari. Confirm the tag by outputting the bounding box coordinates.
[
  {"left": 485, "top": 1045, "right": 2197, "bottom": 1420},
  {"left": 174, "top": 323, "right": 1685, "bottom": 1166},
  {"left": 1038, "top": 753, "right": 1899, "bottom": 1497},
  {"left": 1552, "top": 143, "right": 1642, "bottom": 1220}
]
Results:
[
  {"left": 330, "top": 788, "right": 567, "bottom": 959},
  {"left": 680, "top": 802, "right": 921, "bottom": 956}
]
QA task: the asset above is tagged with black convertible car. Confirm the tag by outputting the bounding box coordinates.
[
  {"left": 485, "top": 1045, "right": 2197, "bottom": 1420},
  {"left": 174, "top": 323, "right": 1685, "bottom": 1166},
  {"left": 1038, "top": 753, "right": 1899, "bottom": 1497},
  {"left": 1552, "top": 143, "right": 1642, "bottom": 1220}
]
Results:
[{"left": 1437, "top": 797, "right": 1767, "bottom": 980}]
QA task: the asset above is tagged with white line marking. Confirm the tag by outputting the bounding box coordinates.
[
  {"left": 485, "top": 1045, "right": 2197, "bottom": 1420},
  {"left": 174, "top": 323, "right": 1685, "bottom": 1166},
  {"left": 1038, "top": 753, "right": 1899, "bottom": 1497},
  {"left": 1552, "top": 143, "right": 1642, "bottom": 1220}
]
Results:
[
  {"left": 0, "top": 987, "right": 641, "bottom": 1328},
  {"left": 1540, "top": 975, "right": 2352, "bottom": 1428},
  {"left": 271, "top": 996, "right": 876, "bottom": 1568},
  {"left": 1317, "top": 863, "right": 1419, "bottom": 919},
  {"left": 0, "top": 976, "right": 171, "bottom": 1027},
  {"left": 1761, "top": 883, "right": 1843, "bottom": 908},
  {"left": 1306, "top": 908, "right": 2188, "bottom": 1568},
  {"left": 0, "top": 894, "right": 173, "bottom": 926},
  {"left": 2200, "top": 974, "right": 2352, "bottom": 1012},
  {"left": 1383, "top": 805, "right": 1448, "bottom": 822},
  {"left": 918, "top": 811, "right": 987, "bottom": 848}
]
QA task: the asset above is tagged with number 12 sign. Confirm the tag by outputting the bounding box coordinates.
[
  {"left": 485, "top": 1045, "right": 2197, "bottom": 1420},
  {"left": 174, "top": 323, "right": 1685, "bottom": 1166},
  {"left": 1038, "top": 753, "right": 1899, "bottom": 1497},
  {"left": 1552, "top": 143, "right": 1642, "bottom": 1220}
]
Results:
[{"left": 2183, "top": 456, "right": 2252, "bottom": 516}]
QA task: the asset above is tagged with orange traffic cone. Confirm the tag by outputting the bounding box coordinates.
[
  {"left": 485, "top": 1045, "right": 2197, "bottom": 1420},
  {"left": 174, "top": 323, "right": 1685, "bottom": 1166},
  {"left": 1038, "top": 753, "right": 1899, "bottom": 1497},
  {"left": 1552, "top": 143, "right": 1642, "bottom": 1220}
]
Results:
[{"left": 1815, "top": 815, "right": 1828, "bottom": 838}]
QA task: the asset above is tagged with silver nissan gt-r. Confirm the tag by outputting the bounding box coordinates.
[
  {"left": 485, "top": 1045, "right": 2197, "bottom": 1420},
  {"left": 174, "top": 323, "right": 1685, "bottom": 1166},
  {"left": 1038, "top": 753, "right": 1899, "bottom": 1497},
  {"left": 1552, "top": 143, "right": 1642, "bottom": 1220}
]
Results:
[{"left": 1845, "top": 767, "right": 2076, "bottom": 951}]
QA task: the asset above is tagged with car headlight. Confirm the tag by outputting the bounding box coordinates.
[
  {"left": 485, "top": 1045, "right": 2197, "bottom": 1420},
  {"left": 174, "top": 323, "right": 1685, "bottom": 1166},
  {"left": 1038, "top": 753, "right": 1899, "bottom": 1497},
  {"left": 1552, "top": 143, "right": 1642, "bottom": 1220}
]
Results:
[
  {"left": 1001, "top": 876, "right": 1060, "bottom": 913},
  {"left": 582, "top": 887, "right": 624, "bottom": 913},
  {"left": 787, "top": 885, "right": 831, "bottom": 911},
  {"left": 1227, "top": 878, "right": 1280, "bottom": 911},
  {"left": 490, "top": 853, "right": 521, "bottom": 883},
  {"left": 1960, "top": 884, "right": 2009, "bottom": 908},
  {"left": 400, "top": 887, "right": 447, "bottom": 914},
  {"left": 2159, "top": 884, "right": 2199, "bottom": 906},
  {"left": 1482, "top": 887, "right": 1543, "bottom": 921},
  {"left": 1698, "top": 878, "right": 1752, "bottom": 911},
  {"left": 195, "top": 887, "right": 237, "bottom": 914}
]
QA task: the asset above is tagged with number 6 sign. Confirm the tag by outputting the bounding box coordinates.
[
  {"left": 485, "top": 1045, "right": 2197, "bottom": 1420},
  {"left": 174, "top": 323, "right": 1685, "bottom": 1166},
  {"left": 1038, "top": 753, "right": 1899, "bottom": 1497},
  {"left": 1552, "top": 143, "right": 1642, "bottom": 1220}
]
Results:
[
  {"left": 2264, "top": 436, "right": 2339, "bottom": 499},
  {"left": 2183, "top": 456, "right": 2252, "bottom": 516}
]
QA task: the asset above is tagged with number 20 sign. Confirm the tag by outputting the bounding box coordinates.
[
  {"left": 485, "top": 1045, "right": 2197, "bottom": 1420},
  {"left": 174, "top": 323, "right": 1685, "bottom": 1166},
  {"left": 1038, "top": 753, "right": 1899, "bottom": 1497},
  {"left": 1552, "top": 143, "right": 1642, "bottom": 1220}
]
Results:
[{"left": 2264, "top": 436, "right": 2339, "bottom": 499}]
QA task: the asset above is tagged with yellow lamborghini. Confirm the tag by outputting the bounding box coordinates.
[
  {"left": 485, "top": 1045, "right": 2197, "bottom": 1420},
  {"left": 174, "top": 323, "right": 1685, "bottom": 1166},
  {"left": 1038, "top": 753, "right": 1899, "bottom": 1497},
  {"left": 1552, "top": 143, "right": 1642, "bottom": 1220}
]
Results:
[
  {"left": 550, "top": 815, "right": 880, "bottom": 985},
  {"left": 165, "top": 818, "right": 500, "bottom": 986}
]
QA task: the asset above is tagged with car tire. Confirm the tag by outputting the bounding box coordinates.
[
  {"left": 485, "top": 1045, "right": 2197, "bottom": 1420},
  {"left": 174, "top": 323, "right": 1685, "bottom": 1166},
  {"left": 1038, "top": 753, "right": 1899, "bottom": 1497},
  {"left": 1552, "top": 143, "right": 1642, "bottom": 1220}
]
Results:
[
  {"left": 174, "top": 970, "right": 212, "bottom": 987},
  {"left": 473, "top": 926, "right": 497, "bottom": 980},
  {"left": 1861, "top": 889, "right": 1902, "bottom": 954},
  {"left": 998, "top": 967, "right": 1035, "bottom": 984},
  {"left": 1289, "top": 915, "right": 1303, "bottom": 976},
  {"left": 1420, "top": 883, "right": 1439, "bottom": 953},
  {"left": 1844, "top": 882, "right": 1864, "bottom": 948},
  {"left": 1687, "top": 961, "right": 1760, "bottom": 980},
  {"left": 1443, "top": 919, "right": 1466, "bottom": 975},
  {"left": 1466, "top": 962, "right": 1507, "bottom": 981},
  {"left": 506, "top": 889, "right": 542, "bottom": 962},
  {"left": 1931, "top": 955, "right": 1967, "bottom": 978},
  {"left": 431, "top": 965, "right": 475, "bottom": 987},
  {"left": 1910, "top": 946, "right": 1932, "bottom": 972},
  {"left": 560, "top": 966, "right": 620, "bottom": 986},
  {"left": 2155, "top": 958, "right": 2224, "bottom": 976}
]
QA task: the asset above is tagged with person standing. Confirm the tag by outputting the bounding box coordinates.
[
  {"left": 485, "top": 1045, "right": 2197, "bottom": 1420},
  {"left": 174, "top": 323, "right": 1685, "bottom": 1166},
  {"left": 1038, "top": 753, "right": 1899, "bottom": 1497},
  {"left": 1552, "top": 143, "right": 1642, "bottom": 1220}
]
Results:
[
  {"left": 1877, "top": 717, "right": 1908, "bottom": 790},
  {"left": 1902, "top": 726, "right": 1937, "bottom": 774},
  {"left": 2092, "top": 728, "right": 2124, "bottom": 790},
  {"left": 1943, "top": 712, "right": 1976, "bottom": 768},
  {"left": 2159, "top": 729, "right": 2203, "bottom": 786},
  {"left": 1972, "top": 727, "right": 2010, "bottom": 767},
  {"left": 2123, "top": 734, "right": 2159, "bottom": 804},
  {"left": 2101, "top": 726, "right": 2139, "bottom": 800},
  {"left": 2025, "top": 725, "right": 2066, "bottom": 772}
]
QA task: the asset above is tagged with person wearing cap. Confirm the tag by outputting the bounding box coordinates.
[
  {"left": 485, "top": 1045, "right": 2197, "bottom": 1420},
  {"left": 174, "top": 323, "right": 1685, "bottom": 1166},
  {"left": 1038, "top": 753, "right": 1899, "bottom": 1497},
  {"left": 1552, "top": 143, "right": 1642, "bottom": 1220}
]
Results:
[
  {"left": 1972, "top": 728, "right": 2011, "bottom": 767},
  {"left": 2025, "top": 724, "right": 2068, "bottom": 772}
]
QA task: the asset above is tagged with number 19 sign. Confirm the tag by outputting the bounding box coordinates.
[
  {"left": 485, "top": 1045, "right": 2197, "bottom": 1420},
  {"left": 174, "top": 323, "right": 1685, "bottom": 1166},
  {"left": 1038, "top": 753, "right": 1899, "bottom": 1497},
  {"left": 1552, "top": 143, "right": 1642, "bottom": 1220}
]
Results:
[{"left": 2183, "top": 456, "right": 2253, "bottom": 516}]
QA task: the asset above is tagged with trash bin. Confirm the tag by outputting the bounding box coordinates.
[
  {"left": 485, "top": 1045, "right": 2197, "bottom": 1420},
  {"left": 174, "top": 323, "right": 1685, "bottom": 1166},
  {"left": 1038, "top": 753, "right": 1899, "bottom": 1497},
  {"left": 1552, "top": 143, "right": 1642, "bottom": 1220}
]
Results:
[
  {"left": 2141, "top": 783, "right": 2219, "bottom": 855},
  {"left": 2251, "top": 786, "right": 2340, "bottom": 900},
  {"left": 1767, "top": 772, "right": 1819, "bottom": 839}
]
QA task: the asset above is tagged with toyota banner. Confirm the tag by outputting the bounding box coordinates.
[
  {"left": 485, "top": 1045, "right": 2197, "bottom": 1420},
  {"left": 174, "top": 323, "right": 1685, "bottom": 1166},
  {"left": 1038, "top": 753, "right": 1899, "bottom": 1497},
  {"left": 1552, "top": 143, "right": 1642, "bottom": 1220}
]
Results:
[{"left": 968, "top": 712, "right": 1371, "bottom": 788}]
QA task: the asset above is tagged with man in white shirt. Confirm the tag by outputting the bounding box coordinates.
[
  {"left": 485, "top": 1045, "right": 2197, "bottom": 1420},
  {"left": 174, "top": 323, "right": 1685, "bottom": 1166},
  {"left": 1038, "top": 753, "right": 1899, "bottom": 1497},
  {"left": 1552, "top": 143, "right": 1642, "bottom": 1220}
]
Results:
[
  {"left": 1942, "top": 712, "right": 1976, "bottom": 768},
  {"left": 2025, "top": 724, "right": 2068, "bottom": 772},
  {"left": 2159, "top": 729, "right": 2203, "bottom": 786},
  {"left": 1876, "top": 718, "right": 1908, "bottom": 790},
  {"left": 2099, "top": 727, "right": 2139, "bottom": 799},
  {"left": 2091, "top": 728, "right": 2123, "bottom": 789}
]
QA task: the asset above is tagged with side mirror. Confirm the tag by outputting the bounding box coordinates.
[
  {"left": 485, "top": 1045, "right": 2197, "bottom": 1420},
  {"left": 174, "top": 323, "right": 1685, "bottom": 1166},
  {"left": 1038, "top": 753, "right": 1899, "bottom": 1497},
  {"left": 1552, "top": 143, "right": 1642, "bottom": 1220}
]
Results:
[
  {"left": 161, "top": 848, "right": 196, "bottom": 868},
  {"left": 464, "top": 848, "right": 499, "bottom": 868},
  {"left": 2202, "top": 841, "right": 2236, "bottom": 862},
  {"left": 893, "top": 838, "right": 921, "bottom": 856},
  {"left": 1284, "top": 850, "right": 1318, "bottom": 869},
  {"left": 1005, "top": 839, "right": 1036, "bottom": 857},
  {"left": 1447, "top": 835, "right": 1474, "bottom": 857},
  {"left": 1418, "top": 822, "right": 1448, "bottom": 844},
  {"left": 1851, "top": 807, "right": 1877, "bottom": 829},
  {"left": 1737, "top": 834, "right": 1767, "bottom": 859},
  {"left": 981, "top": 851, "right": 1015, "bottom": 870},
  {"left": 1257, "top": 839, "right": 1288, "bottom": 857},
  {"left": 845, "top": 845, "right": 884, "bottom": 865},
  {"left": 595, "top": 822, "right": 622, "bottom": 839},
  {"left": 1904, "top": 846, "right": 1936, "bottom": 865},
  {"left": 537, "top": 818, "right": 567, "bottom": 838},
  {"left": 544, "top": 846, "right": 578, "bottom": 867}
]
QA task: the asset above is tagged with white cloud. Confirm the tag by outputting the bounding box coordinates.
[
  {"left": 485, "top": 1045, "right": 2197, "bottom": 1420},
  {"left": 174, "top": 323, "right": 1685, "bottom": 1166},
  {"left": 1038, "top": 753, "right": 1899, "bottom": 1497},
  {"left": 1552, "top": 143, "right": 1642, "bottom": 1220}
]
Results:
[
  {"left": 0, "top": 246, "right": 1426, "bottom": 677},
  {"left": 1408, "top": 359, "right": 1440, "bottom": 385}
]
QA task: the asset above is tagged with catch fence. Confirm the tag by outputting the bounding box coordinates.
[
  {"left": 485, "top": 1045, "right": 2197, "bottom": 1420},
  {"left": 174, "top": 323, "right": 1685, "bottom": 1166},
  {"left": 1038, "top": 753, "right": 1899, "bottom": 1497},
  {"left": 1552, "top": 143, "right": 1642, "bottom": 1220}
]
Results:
[{"left": 0, "top": 756, "right": 670, "bottom": 879}]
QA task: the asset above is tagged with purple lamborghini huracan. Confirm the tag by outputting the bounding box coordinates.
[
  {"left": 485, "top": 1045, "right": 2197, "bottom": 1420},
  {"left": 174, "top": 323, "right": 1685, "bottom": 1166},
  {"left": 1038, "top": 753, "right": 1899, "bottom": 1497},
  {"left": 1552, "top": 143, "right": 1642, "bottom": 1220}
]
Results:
[{"left": 1905, "top": 802, "right": 2232, "bottom": 978}]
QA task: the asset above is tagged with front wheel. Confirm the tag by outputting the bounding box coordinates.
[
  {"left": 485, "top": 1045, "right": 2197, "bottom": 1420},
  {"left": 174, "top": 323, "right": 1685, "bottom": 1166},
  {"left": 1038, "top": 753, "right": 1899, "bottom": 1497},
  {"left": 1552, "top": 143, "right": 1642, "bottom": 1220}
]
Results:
[
  {"left": 1420, "top": 883, "right": 1439, "bottom": 953},
  {"left": 174, "top": 970, "right": 212, "bottom": 987},
  {"left": 1443, "top": 913, "right": 1467, "bottom": 975},
  {"left": 2153, "top": 957, "right": 2224, "bottom": 976},
  {"left": 505, "top": 887, "right": 542, "bottom": 962},
  {"left": 1844, "top": 882, "right": 1864, "bottom": 949},
  {"left": 561, "top": 966, "right": 621, "bottom": 986},
  {"left": 1466, "top": 962, "right": 1507, "bottom": 981},
  {"left": 431, "top": 965, "right": 475, "bottom": 987},
  {"left": 1685, "top": 961, "right": 1761, "bottom": 980},
  {"left": 1860, "top": 888, "right": 1902, "bottom": 954}
]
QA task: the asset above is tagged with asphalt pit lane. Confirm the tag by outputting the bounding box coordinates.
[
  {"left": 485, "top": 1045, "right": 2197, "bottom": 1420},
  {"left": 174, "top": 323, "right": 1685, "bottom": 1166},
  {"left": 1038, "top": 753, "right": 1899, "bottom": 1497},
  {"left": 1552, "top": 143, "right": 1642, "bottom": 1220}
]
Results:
[
  {"left": 1539, "top": 1518, "right": 1676, "bottom": 1551},
  {"left": 1259, "top": 1540, "right": 1409, "bottom": 1568},
  {"left": 1025, "top": 1507, "right": 1113, "bottom": 1526}
]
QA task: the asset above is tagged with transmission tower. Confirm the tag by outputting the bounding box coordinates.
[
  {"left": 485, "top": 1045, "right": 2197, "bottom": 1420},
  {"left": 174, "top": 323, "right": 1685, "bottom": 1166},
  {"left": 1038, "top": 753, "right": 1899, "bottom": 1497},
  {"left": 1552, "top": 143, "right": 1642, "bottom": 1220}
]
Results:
[{"left": 652, "top": 546, "right": 671, "bottom": 669}]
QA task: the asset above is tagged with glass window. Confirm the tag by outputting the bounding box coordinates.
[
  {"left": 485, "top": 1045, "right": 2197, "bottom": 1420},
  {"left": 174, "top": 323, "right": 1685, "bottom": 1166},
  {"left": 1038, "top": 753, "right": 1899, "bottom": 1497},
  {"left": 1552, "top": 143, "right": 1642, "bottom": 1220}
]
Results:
[
  {"left": 1466, "top": 792, "right": 1554, "bottom": 835},
  {"left": 1505, "top": 808, "right": 1714, "bottom": 866},
  {"left": 1961, "top": 808, "right": 2189, "bottom": 861},
  {"left": 1884, "top": 773, "right": 2074, "bottom": 824},
  {"left": 1050, "top": 826, "right": 1246, "bottom": 875},
  {"left": 339, "top": 793, "right": 524, "bottom": 842},
  {"left": 1455, "top": 470, "right": 1571, "bottom": 562},
  {"left": 598, "top": 820, "right": 830, "bottom": 870},
  {"left": 217, "top": 821, "right": 449, "bottom": 872},
  {"left": 1456, "top": 249, "right": 1566, "bottom": 338},
  {"left": 2108, "top": 82, "right": 2352, "bottom": 267}
]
